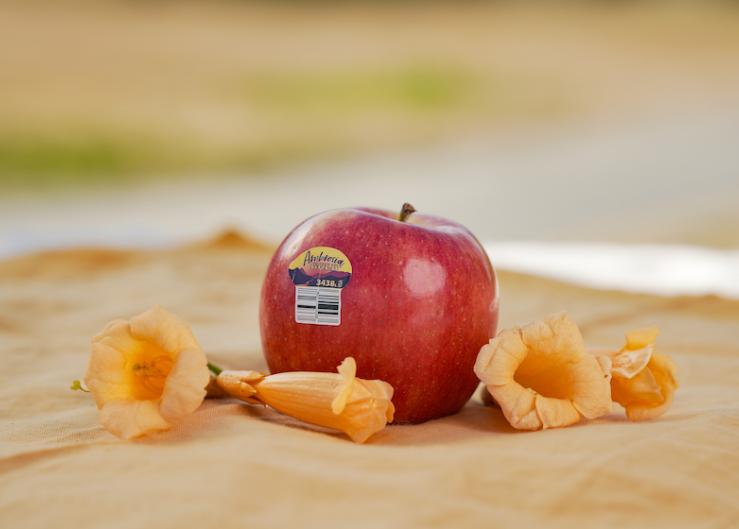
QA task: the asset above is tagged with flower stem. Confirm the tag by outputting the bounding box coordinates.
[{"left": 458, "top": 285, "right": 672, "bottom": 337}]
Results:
[{"left": 70, "top": 379, "right": 90, "bottom": 392}]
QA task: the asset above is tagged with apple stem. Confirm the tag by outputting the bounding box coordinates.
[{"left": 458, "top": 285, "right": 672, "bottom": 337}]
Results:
[{"left": 398, "top": 202, "right": 416, "bottom": 222}]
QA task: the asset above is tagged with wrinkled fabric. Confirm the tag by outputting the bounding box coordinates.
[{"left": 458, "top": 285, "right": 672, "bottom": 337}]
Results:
[{"left": 1, "top": 236, "right": 737, "bottom": 529}]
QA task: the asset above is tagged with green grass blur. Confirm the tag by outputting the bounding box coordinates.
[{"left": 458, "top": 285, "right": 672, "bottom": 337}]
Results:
[{"left": 0, "top": 63, "right": 558, "bottom": 187}]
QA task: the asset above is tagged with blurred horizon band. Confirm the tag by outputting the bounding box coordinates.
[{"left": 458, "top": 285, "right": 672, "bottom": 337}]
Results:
[{"left": 1, "top": 0, "right": 738, "bottom": 189}]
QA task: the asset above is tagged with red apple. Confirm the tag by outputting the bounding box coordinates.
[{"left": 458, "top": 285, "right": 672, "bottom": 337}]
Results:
[{"left": 259, "top": 203, "right": 499, "bottom": 423}]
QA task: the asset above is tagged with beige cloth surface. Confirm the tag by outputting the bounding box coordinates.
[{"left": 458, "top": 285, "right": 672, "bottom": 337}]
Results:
[{"left": 1, "top": 232, "right": 738, "bottom": 529}]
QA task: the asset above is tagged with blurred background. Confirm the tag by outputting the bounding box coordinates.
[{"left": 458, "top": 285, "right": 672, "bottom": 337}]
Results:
[{"left": 1, "top": 0, "right": 738, "bottom": 296}]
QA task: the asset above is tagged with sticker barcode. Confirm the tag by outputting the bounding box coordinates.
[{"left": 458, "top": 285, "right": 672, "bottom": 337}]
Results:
[{"left": 295, "top": 286, "right": 341, "bottom": 326}]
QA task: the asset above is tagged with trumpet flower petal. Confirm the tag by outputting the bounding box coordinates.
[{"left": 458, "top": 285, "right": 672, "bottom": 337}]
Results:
[
  {"left": 607, "top": 328, "right": 678, "bottom": 421},
  {"left": 84, "top": 306, "right": 210, "bottom": 439},
  {"left": 216, "top": 357, "right": 394, "bottom": 443},
  {"left": 475, "top": 314, "right": 611, "bottom": 430}
]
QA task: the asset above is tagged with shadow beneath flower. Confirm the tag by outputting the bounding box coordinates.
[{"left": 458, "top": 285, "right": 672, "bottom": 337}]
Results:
[
  {"left": 229, "top": 400, "right": 366, "bottom": 444},
  {"left": 186, "top": 395, "right": 517, "bottom": 447},
  {"left": 140, "top": 400, "right": 256, "bottom": 444},
  {"left": 373, "top": 401, "right": 519, "bottom": 447},
  {"left": 240, "top": 402, "right": 346, "bottom": 438},
  {"left": 599, "top": 410, "right": 693, "bottom": 424}
]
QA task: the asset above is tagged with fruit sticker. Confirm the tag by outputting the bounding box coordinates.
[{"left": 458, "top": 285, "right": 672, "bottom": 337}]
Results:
[
  {"left": 288, "top": 246, "right": 352, "bottom": 288},
  {"left": 288, "top": 246, "right": 352, "bottom": 326}
]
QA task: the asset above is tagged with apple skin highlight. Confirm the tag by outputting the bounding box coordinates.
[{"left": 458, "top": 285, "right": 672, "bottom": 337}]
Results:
[{"left": 260, "top": 206, "right": 499, "bottom": 423}]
